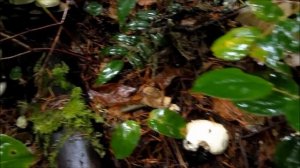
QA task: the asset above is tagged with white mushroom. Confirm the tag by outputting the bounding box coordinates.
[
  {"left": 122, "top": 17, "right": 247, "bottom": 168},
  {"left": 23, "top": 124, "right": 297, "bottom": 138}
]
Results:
[
  {"left": 0, "top": 76, "right": 7, "bottom": 96},
  {"left": 183, "top": 120, "right": 229, "bottom": 155}
]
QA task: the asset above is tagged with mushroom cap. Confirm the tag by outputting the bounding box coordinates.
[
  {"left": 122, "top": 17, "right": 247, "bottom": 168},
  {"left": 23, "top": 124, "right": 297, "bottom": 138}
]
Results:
[{"left": 183, "top": 120, "right": 229, "bottom": 155}]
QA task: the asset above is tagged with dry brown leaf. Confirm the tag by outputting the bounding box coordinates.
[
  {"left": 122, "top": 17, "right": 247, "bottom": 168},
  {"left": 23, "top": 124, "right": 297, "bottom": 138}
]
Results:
[
  {"left": 212, "top": 98, "right": 264, "bottom": 128},
  {"left": 89, "top": 83, "right": 137, "bottom": 106},
  {"left": 138, "top": 0, "right": 156, "bottom": 6},
  {"left": 141, "top": 86, "right": 171, "bottom": 108}
]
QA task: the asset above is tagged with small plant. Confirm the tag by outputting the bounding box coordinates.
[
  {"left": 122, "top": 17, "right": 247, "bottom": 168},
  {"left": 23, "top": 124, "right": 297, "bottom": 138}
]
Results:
[
  {"left": 94, "top": 1, "right": 165, "bottom": 86},
  {"left": 191, "top": 0, "right": 299, "bottom": 166}
]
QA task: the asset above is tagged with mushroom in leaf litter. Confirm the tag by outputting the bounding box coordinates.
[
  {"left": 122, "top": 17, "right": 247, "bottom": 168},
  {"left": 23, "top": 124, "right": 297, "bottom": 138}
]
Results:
[{"left": 183, "top": 120, "right": 229, "bottom": 155}]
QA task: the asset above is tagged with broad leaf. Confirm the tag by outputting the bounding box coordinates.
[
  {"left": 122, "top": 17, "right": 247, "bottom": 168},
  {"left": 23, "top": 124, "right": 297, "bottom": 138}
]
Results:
[
  {"left": 211, "top": 27, "right": 261, "bottom": 61},
  {"left": 234, "top": 92, "right": 294, "bottom": 116},
  {"left": 275, "top": 136, "right": 300, "bottom": 168},
  {"left": 126, "top": 53, "right": 144, "bottom": 68},
  {"left": 114, "top": 34, "right": 140, "bottom": 46},
  {"left": 248, "top": 0, "right": 283, "bottom": 22},
  {"left": 95, "top": 60, "right": 124, "bottom": 85},
  {"left": 85, "top": 1, "right": 103, "bottom": 16},
  {"left": 284, "top": 98, "right": 300, "bottom": 131},
  {"left": 136, "top": 10, "right": 157, "bottom": 21},
  {"left": 191, "top": 68, "right": 273, "bottom": 100},
  {"left": 102, "top": 46, "right": 128, "bottom": 56},
  {"left": 117, "top": 0, "right": 136, "bottom": 27},
  {"left": 0, "top": 134, "right": 35, "bottom": 168},
  {"left": 148, "top": 109, "right": 186, "bottom": 139},
  {"left": 126, "top": 20, "right": 150, "bottom": 31},
  {"left": 273, "top": 19, "right": 300, "bottom": 53},
  {"left": 110, "top": 120, "right": 141, "bottom": 159}
]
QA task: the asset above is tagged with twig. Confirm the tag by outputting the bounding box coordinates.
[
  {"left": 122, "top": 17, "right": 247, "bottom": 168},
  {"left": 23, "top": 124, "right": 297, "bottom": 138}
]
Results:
[
  {"left": 0, "top": 23, "right": 61, "bottom": 42},
  {"left": 0, "top": 48, "right": 86, "bottom": 61},
  {"left": 168, "top": 139, "right": 187, "bottom": 168},
  {"left": 0, "top": 32, "right": 31, "bottom": 49},
  {"left": 236, "top": 132, "right": 249, "bottom": 168}
]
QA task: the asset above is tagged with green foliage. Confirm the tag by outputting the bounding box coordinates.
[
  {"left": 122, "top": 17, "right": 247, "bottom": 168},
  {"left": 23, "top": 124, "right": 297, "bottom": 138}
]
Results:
[
  {"left": 248, "top": 0, "right": 283, "bottom": 22},
  {"left": 117, "top": 0, "right": 136, "bottom": 28},
  {"left": 148, "top": 109, "right": 186, "bottom": 139},
  {"left": 85, "top": 1, "right": 103, "bottom": 16},
  {"left": 110, "top": 120, "right": 141, "bottom": 159},
  {"left": 95, "top": 60, "right": 124, "bottom": 85},
  {"left": 275, "top": 136, "right": 300, "bottom": 168},
  {"left": 203, "top": 0, "right": 300, "bottom": 132},
  {"left": 52, "top": 62, "right": 72, "bottom": 90},
  {"left": 30, "top": 87, "right": 95, "bottom": 135},
  {"left": 191, "top": 68, "right": 273, "bottom": 100},
  {"left": 9, "top": 66, "right": 22, "bottom": 80},
  {"left": 212, "top": 27, "right": 261, "bottom": 61},
  {"left": 0, "top": 134, "right": 36, "bottom": 168}
]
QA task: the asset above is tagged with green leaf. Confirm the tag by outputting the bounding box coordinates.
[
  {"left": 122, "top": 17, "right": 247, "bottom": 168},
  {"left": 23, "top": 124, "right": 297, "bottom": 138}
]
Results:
[
  {"left": 114, "top": 34, "right": 140, "bottom": 46},
  {"left": 136, "top": 10, "right": 157, "bottom": 21},
  {"left": 117, "top": 0, "right": 136, "bottom": 27},
  {"left": 126, "top": 20, "right": 150, "bottom": 31},
  {"left": 110, "top": 120, "right": 141, "bottom": 159},
  {"left": 211, "top": 27, "right": 261, "bottom": 61},
  {"left": 248, "top": 0, "right": 283, "bottom": 22},
  {"left": 102, "top": 46, "right": 128, "bottom": 56},
  {"left": 284, "top": 98, "right": 300, "bottom": 131},
  {"left": 0, "top": 134, "right": 35, "bottom": 168},
  {"left": 126, "top": 53, "right": 144, "bottom": 68},
  {"left": 36, "top": 0, "right": 60, "bottom": 7},
  {"left": 85, "top": 1, "right": 103, "bottom": 16},
  {"left": 266, "top": 72, "right": 299, "bottom": 95},
  {"left": 275, "top": 136, "right": 300, "bottom": 168},
  {"left": 9, "top": 0, "right": 34, "bottom": 5},
  {"left": 148, "top": 109, "right": 186, "bottom": 139},
  {"left": 9, "top": 66, "right": 22, "bottom": 80},
  {"left": 249, "top": 36, "right": 291, "bottom": 75},
  {"left": 234, "top": 92, "right": 293, "bottom": 116},
  {"left": 95, "top": 60, "right": 124, "bottom": 85},
  {"left": 273, "top": 19, "right": 300, "bottom": 53},
  {"left": 191, "top": 68, "right": 273, "bottom": 100},
  {"left": 150, "top": 33, "right": 166, "bottom": 47}
]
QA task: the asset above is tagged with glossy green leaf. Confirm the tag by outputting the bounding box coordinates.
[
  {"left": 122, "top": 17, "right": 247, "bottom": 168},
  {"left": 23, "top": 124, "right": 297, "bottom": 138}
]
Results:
[
  {"left": 248, "top": 0, "right": 283, "bottom": 22},
  {"left": 249, "top": 36, "right": 291, "bottom": 75},
  {"left": 211, "top": 27, "right": 261, "bottom": 61},
  {"left": 85, "top": 2, "right": 103, "bottom": 16},
  {"left": 148, "top": 109, "right": 186, "bottom": 139},
  {"left": 267, "top": 72, "right": 299, "bottom": 95},
  {"left": 137, "top": 43, "right": 153, "bottom": 59},
  {"left": 273, "top": 19, "right": 300, "bottom": 53},
  {"left": 284, "top": 98, "right": 300, "bottom": 131},
  {"left": 102, "top": 46, "right": 128, "bottom": 56},
  {"left": 0, "top": 134, "right": 35, "bottom": 168},
  {"left": 95, "top": 60, "right": 124, "bottom": 85},
  {"left": 110, "top": 120, "right": 141, "bottom": 159},
  {"left": 191, "top": 68, "right": 273, "bottom": 100},
  {"left": 275, "top": 136, "right": 300, "bottom": 168},
  {"left": 150, "top": 33, "right": 166, "bottom": 47},
  {"left": 114, "top": 34, "right": 139, "bottom": 46},
  {"left": 117, "top": 0, "right": 136, "bottom": 27},
  {"left": 9, "top": 66, "right": 22, "bottom": 80},
  {"left": 136, "top": 10, "right": 157, "bottom": 21},
  {"left": 126, "top": 53, "right": 144, "bottom": 68},
  {"left": 126, "top": 20, "right": 150, "bottom": 31},
  {"left": 234, "top": 92, "right": 292, "bottom": 116}
]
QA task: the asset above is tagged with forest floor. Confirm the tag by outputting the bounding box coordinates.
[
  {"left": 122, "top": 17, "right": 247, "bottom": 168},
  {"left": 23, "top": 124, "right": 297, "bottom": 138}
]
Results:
[{"left": 0, "top": 0, "right": 299, "bottom": 167}]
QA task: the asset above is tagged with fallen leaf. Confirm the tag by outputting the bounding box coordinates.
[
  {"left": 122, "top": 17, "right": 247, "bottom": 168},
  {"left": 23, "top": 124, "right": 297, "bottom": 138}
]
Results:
[
  {"left": 212, "top": 98, "right": 264, "bottom": 128},
  {"left": 138, "top": 0, "right": 156, "bottom": 6},
  {"left": 89, "top": 83, "right": 137, "bottom": 106}
]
